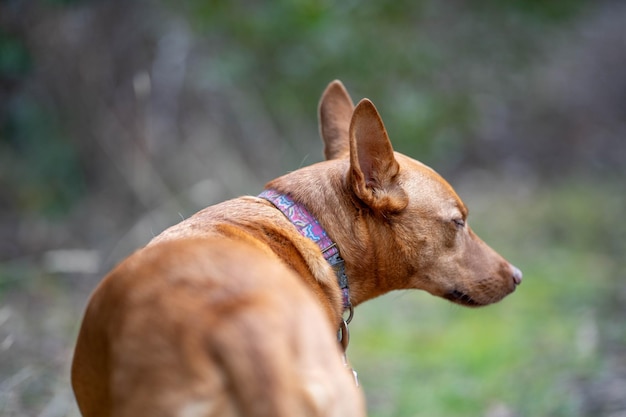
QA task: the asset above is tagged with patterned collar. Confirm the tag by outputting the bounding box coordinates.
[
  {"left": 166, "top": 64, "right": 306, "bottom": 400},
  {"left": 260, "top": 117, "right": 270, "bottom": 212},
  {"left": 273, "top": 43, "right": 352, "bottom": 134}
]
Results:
[{"left": 258, "top": 189, "right": 353, "bottom": 322}]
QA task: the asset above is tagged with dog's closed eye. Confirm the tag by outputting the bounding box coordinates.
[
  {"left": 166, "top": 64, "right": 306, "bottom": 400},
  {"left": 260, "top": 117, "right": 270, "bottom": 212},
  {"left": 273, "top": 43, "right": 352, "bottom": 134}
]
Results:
[{"left": 453, "top": 218, "right": 465, "bottom": 228}]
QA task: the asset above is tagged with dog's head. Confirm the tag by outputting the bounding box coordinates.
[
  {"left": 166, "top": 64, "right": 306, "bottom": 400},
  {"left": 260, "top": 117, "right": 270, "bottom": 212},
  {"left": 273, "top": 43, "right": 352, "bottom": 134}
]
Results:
[{"left": 318, "top": 80, "right": 521, "bottom": 307}]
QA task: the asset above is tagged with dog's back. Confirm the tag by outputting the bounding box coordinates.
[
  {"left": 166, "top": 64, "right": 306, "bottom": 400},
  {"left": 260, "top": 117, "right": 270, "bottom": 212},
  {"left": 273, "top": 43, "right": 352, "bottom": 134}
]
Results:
[{"left": 72, "top": 236, "right": 364, "bottom": 417}]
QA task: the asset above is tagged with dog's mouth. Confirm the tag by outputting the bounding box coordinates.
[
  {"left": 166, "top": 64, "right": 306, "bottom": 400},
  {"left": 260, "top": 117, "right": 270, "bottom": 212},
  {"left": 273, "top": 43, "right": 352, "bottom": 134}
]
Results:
[{"left": 444, "top": 290, "right": 483, "bottom": 307}]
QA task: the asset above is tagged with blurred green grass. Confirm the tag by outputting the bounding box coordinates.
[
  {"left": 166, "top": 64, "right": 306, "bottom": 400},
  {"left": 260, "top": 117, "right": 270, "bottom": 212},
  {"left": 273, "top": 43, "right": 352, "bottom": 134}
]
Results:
[{"left": 349, "top": 178, "right": 623, "bottom": 417}]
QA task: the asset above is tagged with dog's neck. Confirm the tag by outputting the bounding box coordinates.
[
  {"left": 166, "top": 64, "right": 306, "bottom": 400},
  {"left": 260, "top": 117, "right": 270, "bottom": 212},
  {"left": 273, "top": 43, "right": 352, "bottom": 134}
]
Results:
[
  {"left": 264, "top": 160, "right": 400, "bottom": 308},
  {"left": 258, "top": 189, "right": 354, "bottom": 322}
]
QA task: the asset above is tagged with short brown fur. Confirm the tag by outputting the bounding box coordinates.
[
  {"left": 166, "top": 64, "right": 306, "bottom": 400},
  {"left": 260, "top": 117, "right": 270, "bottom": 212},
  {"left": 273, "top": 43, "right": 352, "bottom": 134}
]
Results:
[{"left": 72, "top": 80, "right": 521, "bottom": 416}]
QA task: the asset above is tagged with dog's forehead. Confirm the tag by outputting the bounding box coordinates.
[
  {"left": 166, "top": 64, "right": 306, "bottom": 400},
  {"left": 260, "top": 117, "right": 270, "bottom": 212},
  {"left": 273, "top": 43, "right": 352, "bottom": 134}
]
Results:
[{"left": 397, "top": 153, "right": 467, "bottom": 215}]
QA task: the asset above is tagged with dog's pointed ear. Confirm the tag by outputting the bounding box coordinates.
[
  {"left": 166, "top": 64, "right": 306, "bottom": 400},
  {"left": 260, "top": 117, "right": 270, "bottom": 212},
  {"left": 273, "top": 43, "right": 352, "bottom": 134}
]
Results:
[
  {"left": 349, "top": 99, "right": 408, "bottom": 213},
  {"left": 319, "top": 80, "right": 354, "bottom": 160}
]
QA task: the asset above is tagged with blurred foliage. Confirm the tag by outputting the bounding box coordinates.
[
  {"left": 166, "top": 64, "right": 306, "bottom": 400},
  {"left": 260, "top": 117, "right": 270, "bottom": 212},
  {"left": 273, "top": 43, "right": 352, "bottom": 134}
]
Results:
[
  {"left": 475, "top": 0, "right": 586, "bottom": 21},
  {"left": 1, "top": 96, "right": 86, "bottom": 216},
  {"left": 3, "top": 0, "right": 622, "bottom": 222},
  {"left": 166, "top": 0, "right": 590, "bottom": 166},
  {"left": 0, "top": 31, "right": 31, "bottom": 76},
  {"left": 0, "top": 29, "right": 85, "bottom": 217}
]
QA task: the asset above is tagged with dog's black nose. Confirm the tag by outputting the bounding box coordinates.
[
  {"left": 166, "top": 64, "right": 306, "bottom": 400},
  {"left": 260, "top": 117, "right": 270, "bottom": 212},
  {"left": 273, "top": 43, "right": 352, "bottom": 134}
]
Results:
[{"left": 511, "top": 265, "right": 523, "bottom": 286}]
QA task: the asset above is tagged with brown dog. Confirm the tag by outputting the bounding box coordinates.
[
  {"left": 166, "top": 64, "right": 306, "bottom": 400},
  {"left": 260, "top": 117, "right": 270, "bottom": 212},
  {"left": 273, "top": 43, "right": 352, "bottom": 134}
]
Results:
[{"left": 71, "top": 80, "right": 522, "bottom": 417}]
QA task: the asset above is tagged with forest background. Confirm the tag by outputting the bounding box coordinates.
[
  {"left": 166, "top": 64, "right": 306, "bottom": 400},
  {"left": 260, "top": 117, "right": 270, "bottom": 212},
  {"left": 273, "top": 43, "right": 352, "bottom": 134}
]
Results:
[{"left": 1, "top": 1, "right": 625, "bottom": 416}]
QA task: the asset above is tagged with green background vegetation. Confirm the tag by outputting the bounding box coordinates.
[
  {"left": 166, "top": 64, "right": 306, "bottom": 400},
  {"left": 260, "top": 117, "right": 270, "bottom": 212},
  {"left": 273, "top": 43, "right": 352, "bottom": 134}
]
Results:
[{"left": 1, "top": 1, "right": 624, "bottom": 416}]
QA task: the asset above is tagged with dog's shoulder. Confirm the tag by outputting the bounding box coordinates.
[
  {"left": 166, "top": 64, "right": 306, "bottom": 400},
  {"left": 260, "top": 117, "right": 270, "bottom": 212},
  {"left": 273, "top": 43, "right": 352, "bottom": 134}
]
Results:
[{"left": 148, "top": 196, "right": 284, "bottom": 246}]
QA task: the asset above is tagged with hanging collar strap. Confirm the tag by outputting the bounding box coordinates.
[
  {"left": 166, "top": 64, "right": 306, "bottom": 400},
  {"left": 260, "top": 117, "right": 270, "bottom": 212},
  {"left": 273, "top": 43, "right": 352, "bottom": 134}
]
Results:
[{"left": 258, "top": 189, "right": 353, "bottom": 321}]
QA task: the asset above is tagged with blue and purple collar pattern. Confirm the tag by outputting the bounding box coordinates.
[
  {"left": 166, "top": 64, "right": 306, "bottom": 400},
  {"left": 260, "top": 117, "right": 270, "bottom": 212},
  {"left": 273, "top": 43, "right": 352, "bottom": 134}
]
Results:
[{"left": 258, "top": 189, "right": 352, "bottom": 319}]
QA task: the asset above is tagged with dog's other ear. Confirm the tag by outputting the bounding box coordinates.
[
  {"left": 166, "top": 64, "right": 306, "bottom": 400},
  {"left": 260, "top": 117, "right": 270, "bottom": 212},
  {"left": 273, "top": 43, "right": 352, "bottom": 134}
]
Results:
[
  {"left": 349, "top": 99, "right": 408, "bottom": 213},
  {"left": 319, "top": 80, "right": 354, "bottom": 160}
]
